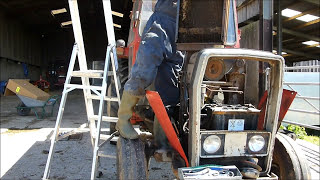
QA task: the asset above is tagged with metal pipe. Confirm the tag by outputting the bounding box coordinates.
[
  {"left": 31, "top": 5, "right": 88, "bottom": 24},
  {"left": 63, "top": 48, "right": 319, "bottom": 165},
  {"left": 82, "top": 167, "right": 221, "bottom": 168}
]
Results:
[
  {"left": 295, "top": 96, "right": 320, "bottom": 100},
  {"left": 284, "top": 82, "right": 320, "bottom": 85},
  {"left": 282, "top": 48, "right": 319, "bottom": 60},
  {"left": 282, "top": 120, "right": 320, "bottom": 131},
  {"left": 273, "top": 27, "right": 320, "bottom": 42},
  {"left": 206, "top": 88, "right": 243, "bottom": 94},
  {"left": 288, "top": 108, "right": 320, "bottom": 115},
  {"left": 276, "top": 1, "right": 282, "bottom": 55},
  {"left": 285, "top": 65, "right": 320, "bottom": 70},
  {"left": 286, "top": 84, "right": 320, "bottom": 112}
]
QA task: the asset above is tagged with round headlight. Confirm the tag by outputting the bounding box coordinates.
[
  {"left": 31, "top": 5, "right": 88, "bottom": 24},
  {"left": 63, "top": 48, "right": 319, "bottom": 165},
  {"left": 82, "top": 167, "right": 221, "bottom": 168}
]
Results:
[
  {"left": 248, "top": 135, "right": 265, "bottom": 152},
  {"left": 203, "top": 135, "right": 221, "bottom": 154}
]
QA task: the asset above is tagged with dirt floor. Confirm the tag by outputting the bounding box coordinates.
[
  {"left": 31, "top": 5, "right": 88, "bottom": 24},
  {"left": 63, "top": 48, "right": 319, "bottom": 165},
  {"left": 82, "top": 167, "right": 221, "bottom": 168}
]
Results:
[{"left": 0, "top": 90, "right": 175, "bottom": 180}]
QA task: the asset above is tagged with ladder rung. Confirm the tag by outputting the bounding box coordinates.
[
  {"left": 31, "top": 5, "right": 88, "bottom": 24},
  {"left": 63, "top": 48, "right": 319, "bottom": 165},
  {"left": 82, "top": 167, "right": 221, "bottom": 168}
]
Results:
[
  {"left": 72, "top": 70, "right": 104, "bottom": 78},
  {"left": 71, "top": 70, "right": 114, "bottom": 78},
  {"left": 100, "top": 134, "right": 118, "bottom": 141},
  {"left": 65, "top": 84, "right": 103, "bottom": 90},
  {"left": 98, "top": 149, "right": 118, "bottom": 157},
  {"left": 87, "top": 95, "right": 118, "bottom": 102},
  {"left": 89, "top": 115, "right": 118, "bottom": 122},
  {"left": 91, "top": 133, "right": 118, "bottom": 141}
]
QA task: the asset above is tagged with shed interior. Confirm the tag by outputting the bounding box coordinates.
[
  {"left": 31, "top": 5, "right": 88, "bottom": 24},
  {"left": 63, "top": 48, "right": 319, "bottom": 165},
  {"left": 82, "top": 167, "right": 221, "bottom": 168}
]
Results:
[{"left": 0, "top": 0, "right": 319, "bottom": 82}]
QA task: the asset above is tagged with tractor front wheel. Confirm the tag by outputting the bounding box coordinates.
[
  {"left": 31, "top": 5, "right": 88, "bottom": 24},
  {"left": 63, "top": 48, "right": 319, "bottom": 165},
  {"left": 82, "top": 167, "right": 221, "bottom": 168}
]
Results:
[
  {"left": 117, "top": 136, "right": 148, "bottom": 180},
  {"left": 271, "top": 133, "right": 311, "bottom": 180}
]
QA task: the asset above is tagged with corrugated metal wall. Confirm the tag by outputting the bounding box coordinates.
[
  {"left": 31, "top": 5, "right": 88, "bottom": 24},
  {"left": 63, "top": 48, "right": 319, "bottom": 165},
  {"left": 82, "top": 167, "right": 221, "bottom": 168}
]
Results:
[
  {"left": 0, "top": 58, "right": 41, "bottom": 81},
  {"left": 0, "top": 13, "right": 42, "bottom": 66},
  {"left": 237, "top": 0, "right": 260, "bottom": 24},
  {"left": 0, "top": 12, "right": 43, "bottom": 81}
]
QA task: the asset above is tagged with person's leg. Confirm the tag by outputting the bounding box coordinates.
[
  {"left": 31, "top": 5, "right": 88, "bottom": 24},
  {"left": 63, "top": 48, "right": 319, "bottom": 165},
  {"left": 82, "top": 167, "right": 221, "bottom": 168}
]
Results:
[
  {"left": 116, "top": 91, "right": 140, "bottom": 139},
  {"left": 153, "top": 115, "right": 170, "bottom": 149}
]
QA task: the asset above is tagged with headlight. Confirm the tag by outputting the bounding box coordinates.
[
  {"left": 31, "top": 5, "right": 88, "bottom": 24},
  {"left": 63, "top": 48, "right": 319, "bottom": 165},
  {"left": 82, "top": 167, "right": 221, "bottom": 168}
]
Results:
[
  {"left": 248, "top": 135, "right": 265, "bottom": 152},
  {"left": 203, "top": 135, "right": 221, "bottom": 154}
]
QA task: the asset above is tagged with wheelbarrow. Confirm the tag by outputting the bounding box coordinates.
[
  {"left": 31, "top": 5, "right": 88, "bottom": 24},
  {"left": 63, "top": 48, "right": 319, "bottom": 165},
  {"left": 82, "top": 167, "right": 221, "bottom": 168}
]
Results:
[{"left": 16, "top": 95, "right": 60, "bottom": 119}]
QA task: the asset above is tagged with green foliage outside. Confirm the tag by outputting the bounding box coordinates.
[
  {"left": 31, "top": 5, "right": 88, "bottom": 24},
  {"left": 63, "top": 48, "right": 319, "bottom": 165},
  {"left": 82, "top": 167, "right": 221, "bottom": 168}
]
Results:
[{"left": 281, "top": 124, "right": 320, "bottom": 146}]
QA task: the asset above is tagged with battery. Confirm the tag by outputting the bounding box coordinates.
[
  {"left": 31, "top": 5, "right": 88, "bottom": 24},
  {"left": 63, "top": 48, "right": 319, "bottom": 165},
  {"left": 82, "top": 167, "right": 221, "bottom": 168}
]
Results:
[{"left": 205, "top": 104, "right": 260, "bottom": 131}]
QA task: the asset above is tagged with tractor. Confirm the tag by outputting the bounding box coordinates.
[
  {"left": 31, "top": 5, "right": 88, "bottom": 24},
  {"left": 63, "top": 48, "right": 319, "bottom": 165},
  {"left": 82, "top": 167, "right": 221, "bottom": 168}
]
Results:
[{"left": 110, "top": 0, "right": 311, "bottom": 179}]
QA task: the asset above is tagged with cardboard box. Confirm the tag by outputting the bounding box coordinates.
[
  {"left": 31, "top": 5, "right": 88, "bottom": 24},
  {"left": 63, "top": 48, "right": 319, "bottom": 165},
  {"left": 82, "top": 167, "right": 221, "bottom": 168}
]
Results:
[{"left": 4, "top": 79, "right": 50, "bottom": 101}]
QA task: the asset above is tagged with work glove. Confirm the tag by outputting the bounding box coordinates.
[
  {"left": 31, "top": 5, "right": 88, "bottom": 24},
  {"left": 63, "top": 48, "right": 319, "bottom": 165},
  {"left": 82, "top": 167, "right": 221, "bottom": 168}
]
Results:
[{"left": 116, "top": 91, "right": 140, "bottom": 139}]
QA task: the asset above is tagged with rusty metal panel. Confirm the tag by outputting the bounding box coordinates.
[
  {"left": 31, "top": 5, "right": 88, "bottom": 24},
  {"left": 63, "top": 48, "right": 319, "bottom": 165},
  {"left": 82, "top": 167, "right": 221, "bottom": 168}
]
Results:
[{"left": 177, "top": 0, "right": 224, "bottom": 44}]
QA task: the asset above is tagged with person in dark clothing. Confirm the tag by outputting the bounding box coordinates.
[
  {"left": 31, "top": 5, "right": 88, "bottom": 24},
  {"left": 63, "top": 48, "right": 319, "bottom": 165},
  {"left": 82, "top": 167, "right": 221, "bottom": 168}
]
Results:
[{"left": 116, "top": 0, "right": 184, "bottom": 148}]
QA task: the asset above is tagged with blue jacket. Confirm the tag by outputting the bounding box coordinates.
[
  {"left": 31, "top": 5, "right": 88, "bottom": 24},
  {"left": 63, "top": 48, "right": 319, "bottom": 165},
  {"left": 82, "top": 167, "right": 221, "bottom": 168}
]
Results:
[{"left": 124, "top": 0, "right": 184, "bottom": 106}]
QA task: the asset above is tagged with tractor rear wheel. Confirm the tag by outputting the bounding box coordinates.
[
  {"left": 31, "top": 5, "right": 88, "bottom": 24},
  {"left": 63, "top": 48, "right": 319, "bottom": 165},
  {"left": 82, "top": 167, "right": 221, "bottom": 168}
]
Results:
[
  {"left": 117, "top": 136, "right": 148, "bottom": 180},
  {"left": 271, "top": 133, "right": 311, "bottom": 180}
]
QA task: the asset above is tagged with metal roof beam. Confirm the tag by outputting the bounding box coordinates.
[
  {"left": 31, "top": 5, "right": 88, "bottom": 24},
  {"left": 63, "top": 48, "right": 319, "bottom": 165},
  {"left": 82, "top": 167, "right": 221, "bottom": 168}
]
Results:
[
  {"left": 284, "top": 8, "right": 319, "bottom": 22},
  {"left": 301, "top": 0, "right": 320, "bottom": 6},
  {"left": 295, "top": 19, "right": 320, "bottom": 29},
  {"left": 273, "top": 26, "right": 320, "bottom": 42},
  {"left": 283, "top": 48, "right": 319, "bottom": 59}
]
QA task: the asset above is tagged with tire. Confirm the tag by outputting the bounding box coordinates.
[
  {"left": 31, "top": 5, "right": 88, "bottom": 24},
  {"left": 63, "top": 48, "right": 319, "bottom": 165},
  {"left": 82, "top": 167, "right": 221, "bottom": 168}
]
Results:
[
  {"left": 117, "top": 136, "right": 148, "bottom": 180},
  {"left": 107, "top": 58, "right": 129, "bottom": 134},
  {"left": 271, "top": 133, "right": 311, "bottom": 180},
  {"left": 17, "top": 102, "right": 31, "bottom": 116}
]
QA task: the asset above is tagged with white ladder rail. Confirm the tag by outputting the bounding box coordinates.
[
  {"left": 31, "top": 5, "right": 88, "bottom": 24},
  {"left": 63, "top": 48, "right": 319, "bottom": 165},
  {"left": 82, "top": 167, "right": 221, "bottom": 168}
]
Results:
[
  {"left": 90, "top": 0, "right": 122, "bottom": 179},
  {"left": 68, "top": 0, "right": 96, "bottom": 145},
  {"left": 43, "top": 44, "right": 79, "bottom": 180},
  {"left": 90, "top": 45, "right": 112, "bottom": 180}
]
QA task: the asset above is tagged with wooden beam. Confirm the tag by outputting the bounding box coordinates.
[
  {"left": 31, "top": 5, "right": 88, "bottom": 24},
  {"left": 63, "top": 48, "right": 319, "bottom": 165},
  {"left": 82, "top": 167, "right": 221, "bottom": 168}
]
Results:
[
  {"left": 295, "top": 18, "right": 320, "bottom": 29},
  {"left": 284, "top": 8, "right": 319, "bottom": 22}
]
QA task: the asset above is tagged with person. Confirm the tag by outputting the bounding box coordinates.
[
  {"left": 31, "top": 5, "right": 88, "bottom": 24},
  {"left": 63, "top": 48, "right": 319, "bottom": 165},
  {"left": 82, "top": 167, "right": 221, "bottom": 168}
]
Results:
[{"left": 116, "top": 0, "right": 184, "bottom": 149}]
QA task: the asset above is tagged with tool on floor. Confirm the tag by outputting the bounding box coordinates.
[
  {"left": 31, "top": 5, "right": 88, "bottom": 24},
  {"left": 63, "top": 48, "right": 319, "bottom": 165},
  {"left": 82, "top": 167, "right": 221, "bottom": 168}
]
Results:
[{"left": 42, "top": 0, "right": 121, "bottom": 179}]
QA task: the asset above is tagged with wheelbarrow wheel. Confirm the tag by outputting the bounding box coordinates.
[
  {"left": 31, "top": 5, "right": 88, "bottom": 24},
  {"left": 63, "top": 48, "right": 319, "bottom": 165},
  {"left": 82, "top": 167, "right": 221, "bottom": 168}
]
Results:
[
  {"left": 17, "top": 102, "right": 31, "bottom": 116},
  {"left": 117, "top": 136, "right": 148, "bottom": 180}
]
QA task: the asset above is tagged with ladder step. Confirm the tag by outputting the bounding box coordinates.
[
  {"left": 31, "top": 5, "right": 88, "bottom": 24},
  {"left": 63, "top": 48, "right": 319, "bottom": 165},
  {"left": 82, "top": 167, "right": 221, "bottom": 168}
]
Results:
[
  {"left": 100, "top": 134, "right": 118, "bottom": 142},
  {"left": 72, "top": 70, "right": 104, "bottom": 78},
  {"left": 71, "top": 70, "right": 114, "bottom": 78},
  {"left": 89, "top": 115, "right": 118, "bottom": 122},
  {"left": 98, "top": 149, "right": 118, "bottom": 158},
  {"left": 65, "top": 84, "right": 103, "bottom": 90},
  {"left": 87, "top": 95, "right": 118, "bottom": 102}
]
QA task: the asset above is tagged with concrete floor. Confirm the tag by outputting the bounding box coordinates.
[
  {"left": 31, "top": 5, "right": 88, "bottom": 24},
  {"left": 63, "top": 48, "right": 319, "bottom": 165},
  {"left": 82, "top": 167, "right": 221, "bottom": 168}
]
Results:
[
  {"left": 1, "top": 90, "right": 319, "bottom": 180},
  {"left": 0, "top": 90, "right": 175, "bottom": 180}
]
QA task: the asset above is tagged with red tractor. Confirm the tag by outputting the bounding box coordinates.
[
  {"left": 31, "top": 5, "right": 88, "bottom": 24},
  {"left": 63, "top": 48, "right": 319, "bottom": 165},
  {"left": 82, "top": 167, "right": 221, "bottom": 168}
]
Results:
[{"left": 110, "top": 0, "right": 310, "bottom": 179}]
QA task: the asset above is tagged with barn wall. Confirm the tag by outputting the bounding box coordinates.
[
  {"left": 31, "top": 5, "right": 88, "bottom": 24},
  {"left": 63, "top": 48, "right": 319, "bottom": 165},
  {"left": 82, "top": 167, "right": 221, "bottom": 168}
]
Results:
[
  {"left": 0, "top": 12, "right": 42, "bottom": 81},
  {"left": 240, "top": 20, "right": 260, "bottom": 106},
  {"left": 237, "top": 0, "right": 260, "bottom": 24}
]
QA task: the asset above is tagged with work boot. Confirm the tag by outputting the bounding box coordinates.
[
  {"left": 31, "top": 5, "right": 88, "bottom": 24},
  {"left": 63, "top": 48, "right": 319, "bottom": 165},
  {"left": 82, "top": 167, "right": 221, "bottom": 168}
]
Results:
[
  {"left": 171, "top": 151, "right": 186, "bottom": 178},
  {"left": 116, "top": 91, "right": 140, "bottom": 139},
  {"left": 153, "top": 116, "right": 170, "bottom": 148}
]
